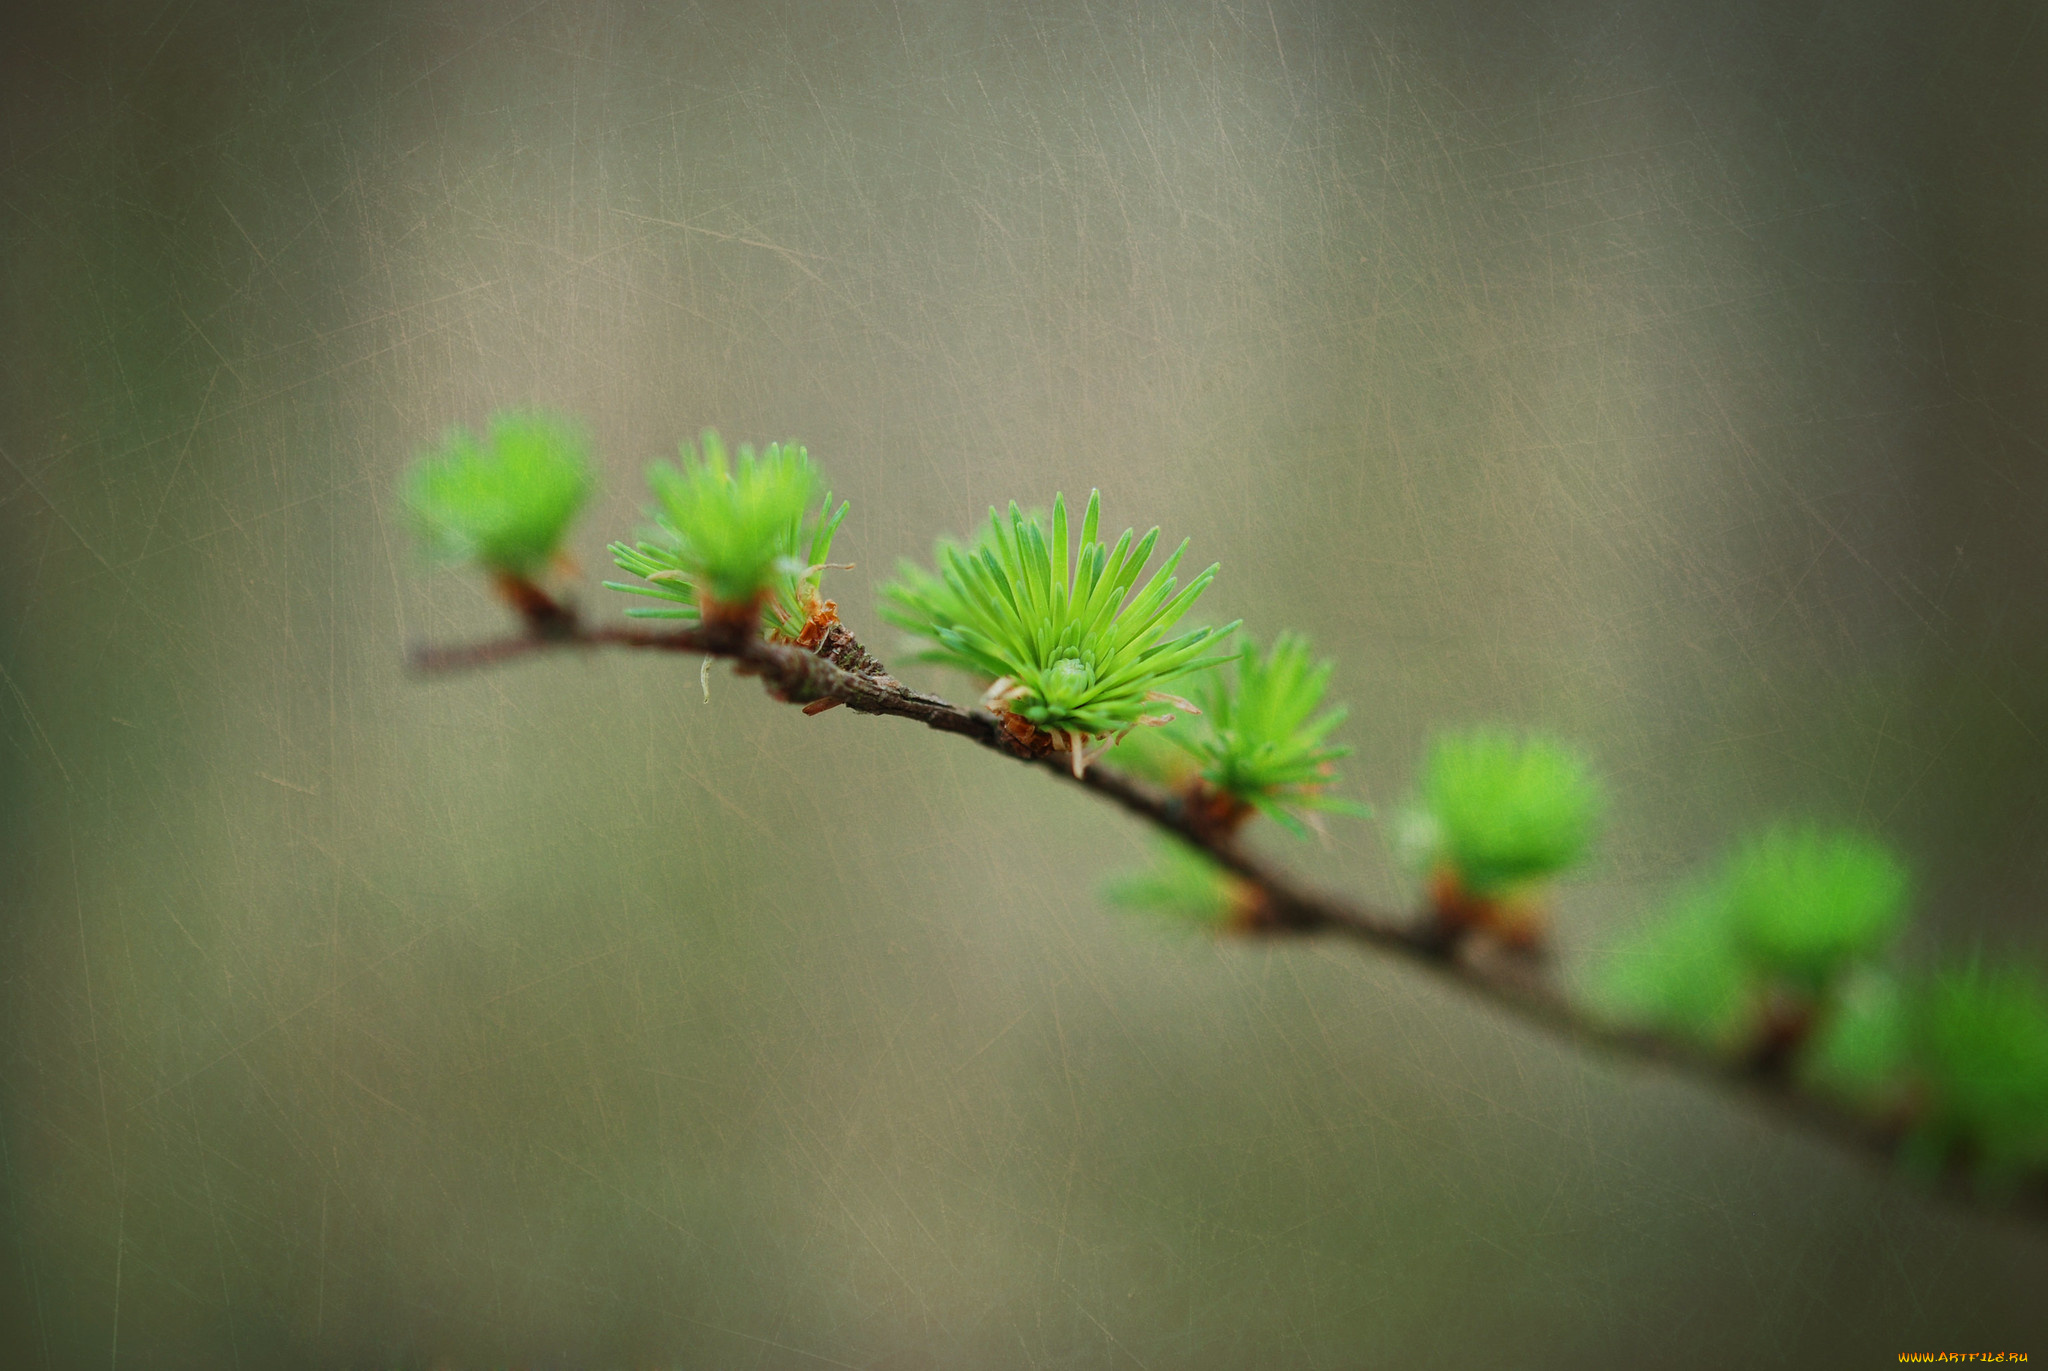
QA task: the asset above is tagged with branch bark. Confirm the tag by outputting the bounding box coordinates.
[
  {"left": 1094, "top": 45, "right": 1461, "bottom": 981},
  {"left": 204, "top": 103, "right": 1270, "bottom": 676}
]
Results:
[{"left": 409, "top": 587, "right": 2048, "bottom": 1229}]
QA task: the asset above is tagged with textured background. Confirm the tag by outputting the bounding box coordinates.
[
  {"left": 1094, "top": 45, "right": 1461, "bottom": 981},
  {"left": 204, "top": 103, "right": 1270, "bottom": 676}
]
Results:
[{"left": 4, "top": 0, "right": 2046, "bottom": 1365}]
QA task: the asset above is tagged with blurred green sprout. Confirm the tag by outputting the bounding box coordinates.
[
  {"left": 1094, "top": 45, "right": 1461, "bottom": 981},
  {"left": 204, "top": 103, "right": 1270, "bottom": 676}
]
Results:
[
  {"left": 1913, "top": 961, "right": 2048, "bottom": 1178},
  {"left": 1598, "top": 824, "right": 1912, "bottom": 1084},
  {"left": 1595, "top": 882, "right": 1751, "bottom": 1050},
  {"left": 1801, "top": 968, "right": 1910, "bottom": 1105},
  {"left": 881, "top": 490, "right": 1236, "bottom": 753},
  {"left": 1104, "top": 838, "right": 1251, "bottom": 931},
  {"left": 1725, "top": 825, "right": 1908, "bottom": 991},
  {"left": 1169, "top": 632, "right": 1370, "bottom": 838},
  {"left": 1406, "top": 729, "right": 1602, "bottom": 897},
  {"left": 404, "top": 410, "right": 593, "bottom": 577},
  {"left": 605, "top": 431, "right": 847, "bottom": 634}
]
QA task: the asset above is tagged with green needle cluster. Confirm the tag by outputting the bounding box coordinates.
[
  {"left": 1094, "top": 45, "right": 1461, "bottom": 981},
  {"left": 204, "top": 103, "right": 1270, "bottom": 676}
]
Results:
[
  {"left": 1724, "top": 826, "right": 1910, "bottom": 991},
  {"left": 1172, "top": 633, "right": 1370, "bottom": 837},
  {"left": 404, "top": 410, "right": 593, "bottom": 577},
  {"left": 881, "top": 490, "right": 1236, "bottom": 741},
  {"left": 1407, "top": 729, "right": 1602, "bottom": 897},
  {"left": 605, "top": 431, "right": 847, "bottom": 635}
]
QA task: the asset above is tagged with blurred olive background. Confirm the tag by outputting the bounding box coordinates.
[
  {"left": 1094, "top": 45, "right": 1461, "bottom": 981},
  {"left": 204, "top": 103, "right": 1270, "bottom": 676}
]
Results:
[{"left": 4, "top": 0, "right": 2046, "bottom": 1365}]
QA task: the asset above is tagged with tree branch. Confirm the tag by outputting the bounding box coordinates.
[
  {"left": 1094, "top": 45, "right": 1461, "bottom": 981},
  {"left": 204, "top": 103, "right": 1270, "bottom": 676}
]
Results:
[{"left": 408, "top": 590, "right": 2048, "bottom": 1229}]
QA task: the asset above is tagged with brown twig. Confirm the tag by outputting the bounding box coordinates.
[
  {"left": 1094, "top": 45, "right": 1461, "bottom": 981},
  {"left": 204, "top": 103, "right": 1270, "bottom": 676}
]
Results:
[{"left": 408, "top": 584, "right": 2048, "bottom": 1229}]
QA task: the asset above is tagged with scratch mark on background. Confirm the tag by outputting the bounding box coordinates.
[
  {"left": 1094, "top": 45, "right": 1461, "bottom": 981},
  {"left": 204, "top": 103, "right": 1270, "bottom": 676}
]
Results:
[{"left": 0, "top": 655, "right": 72, "bottom": 786}]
